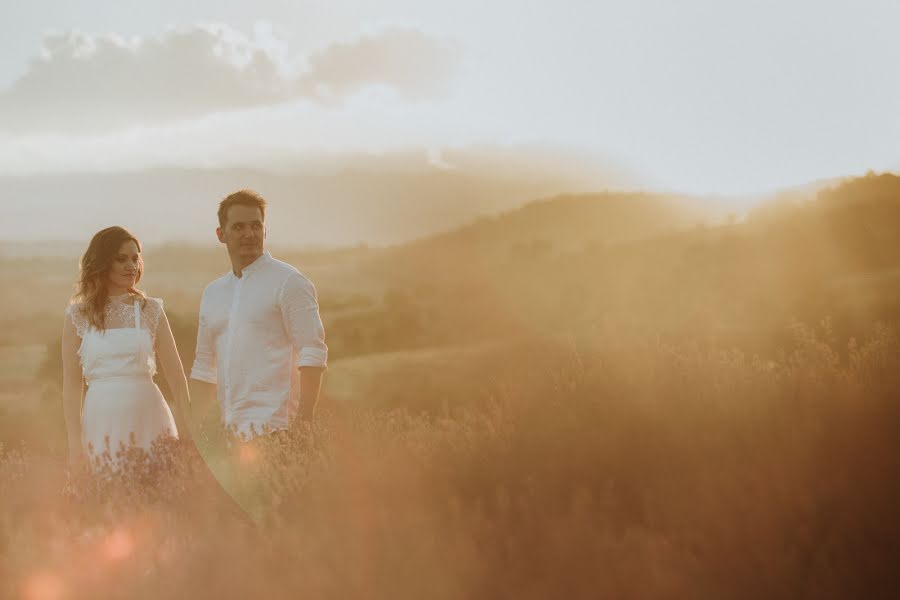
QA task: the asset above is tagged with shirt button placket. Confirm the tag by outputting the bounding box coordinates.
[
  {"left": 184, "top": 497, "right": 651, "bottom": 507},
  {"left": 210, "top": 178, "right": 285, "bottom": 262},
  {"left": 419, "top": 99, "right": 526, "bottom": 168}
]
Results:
[{"left": 224, "top": 277, "right": 243, "bottom": 422}]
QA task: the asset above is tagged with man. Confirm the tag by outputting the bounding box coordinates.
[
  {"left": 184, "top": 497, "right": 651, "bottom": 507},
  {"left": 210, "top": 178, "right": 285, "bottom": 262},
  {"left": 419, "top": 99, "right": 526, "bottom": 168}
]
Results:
[{"left": 190, "top": 190, "right": 327, "bottom": 441}]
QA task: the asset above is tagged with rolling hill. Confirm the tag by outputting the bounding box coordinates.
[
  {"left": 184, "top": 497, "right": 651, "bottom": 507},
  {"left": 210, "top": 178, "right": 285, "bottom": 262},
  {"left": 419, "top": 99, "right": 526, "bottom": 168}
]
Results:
[{"left": 0, "top": 145, "right": 638, "bottom": 248}]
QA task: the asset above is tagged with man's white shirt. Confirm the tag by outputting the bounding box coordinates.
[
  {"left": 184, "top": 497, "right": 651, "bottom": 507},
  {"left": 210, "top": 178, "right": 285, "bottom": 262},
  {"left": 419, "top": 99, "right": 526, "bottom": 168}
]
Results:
[{"left": 190, "top": 252, "right": 327, "bottom": 437}]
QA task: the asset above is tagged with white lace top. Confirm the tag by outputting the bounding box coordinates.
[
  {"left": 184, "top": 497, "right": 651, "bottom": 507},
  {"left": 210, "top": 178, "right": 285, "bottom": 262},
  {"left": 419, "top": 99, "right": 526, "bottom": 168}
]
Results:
[
  {"left": 66, "top": 295, "right": 164, "bottom": 339},
  {"left": 65, "top": 295, "right": 164, "bottom": 383}
]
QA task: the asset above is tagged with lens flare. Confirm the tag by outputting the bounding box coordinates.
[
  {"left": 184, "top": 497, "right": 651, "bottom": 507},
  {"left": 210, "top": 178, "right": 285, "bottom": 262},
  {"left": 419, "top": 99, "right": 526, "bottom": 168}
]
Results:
[
  {"left": 102, "top": 528, "right": 134, "bottom": 561},
  {"left": 22, "top": 570, "right": 65, "bottom": 600},
  {"left": 238, "top": 443, "right": 260, "bottom": 466}
]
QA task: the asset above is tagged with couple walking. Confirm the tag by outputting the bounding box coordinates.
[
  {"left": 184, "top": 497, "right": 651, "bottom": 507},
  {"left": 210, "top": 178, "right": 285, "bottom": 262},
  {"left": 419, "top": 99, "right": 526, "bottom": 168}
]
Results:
[{"left": 62, "top": 190, "right": 327, "bottom": 470}]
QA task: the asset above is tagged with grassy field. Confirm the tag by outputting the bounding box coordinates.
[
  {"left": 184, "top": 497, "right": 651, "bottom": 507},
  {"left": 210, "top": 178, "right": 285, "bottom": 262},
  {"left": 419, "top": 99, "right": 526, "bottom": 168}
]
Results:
[
  {"left": 2, "top": 325, "right": 899, "bottom": 599},
  {"left": 2, "top": 175, "right": 900, "bottom": 597},
  {"left": 323, "top": 340, "right": 510, "bottom": 406},
  {"left": 0, "top": 344, "right": 45, "bottom": 380}
]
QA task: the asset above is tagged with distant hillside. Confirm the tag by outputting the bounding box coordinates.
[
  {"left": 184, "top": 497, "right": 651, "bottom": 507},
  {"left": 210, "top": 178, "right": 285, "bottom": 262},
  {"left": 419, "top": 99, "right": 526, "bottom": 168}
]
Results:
[
  {"left": 369, "top": 191, "right": 728, "bottom": 284},
  {"left": 0, "top": 146, "right": 637, "bottom": 247},
  {"left": 5, "top": 172, "right": 899, "bottom": 362},
  {"left": 746, "top": 172, "right": 900, "bottom": 271},
  {"left": 745, "top": 173, "right": 865, "bottom": 225},
  {"left": 429, "top": 191, "right": 724, "bottom": 244},
  {"left": 329, "top": 172, "right": 900, "bottom": 358},
  {"left": 547, "top": 172, "right": 900, "bottom": 344}
]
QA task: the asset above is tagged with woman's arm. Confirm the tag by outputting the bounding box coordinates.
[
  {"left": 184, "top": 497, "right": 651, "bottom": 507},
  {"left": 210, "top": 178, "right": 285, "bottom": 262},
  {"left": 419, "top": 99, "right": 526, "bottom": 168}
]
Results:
[
  {"left": 155, "top": 307, "right": 194, "bottom": 442},
  {"left": 61, "top": 312, "right": 85, "bottom": 467}
]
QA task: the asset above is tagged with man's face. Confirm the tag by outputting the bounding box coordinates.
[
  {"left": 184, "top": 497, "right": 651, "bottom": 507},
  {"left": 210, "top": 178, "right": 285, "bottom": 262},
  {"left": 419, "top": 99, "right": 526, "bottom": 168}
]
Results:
[{"left": 217, "top": 204, "right": 265, "bottom": 263}]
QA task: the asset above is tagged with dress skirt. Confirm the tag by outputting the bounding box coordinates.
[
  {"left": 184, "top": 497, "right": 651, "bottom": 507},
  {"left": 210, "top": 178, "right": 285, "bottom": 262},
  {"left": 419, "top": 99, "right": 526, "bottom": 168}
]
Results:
[{"left": 82, "top": 375, "right": 178, "bottom": 466}]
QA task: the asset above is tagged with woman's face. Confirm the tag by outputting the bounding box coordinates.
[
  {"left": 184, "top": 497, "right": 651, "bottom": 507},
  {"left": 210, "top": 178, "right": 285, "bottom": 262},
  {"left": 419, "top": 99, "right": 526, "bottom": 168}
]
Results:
[{"left": 107, "top": 239, "right": 141, "bottom": 291}]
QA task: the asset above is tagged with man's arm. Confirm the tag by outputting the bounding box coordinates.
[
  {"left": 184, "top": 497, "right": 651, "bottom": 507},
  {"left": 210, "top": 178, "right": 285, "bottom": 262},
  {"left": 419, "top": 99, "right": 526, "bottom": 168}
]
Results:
[
  {"left": 279, "top": 272, "right": 328, "bottom": 429},
  {"left": 189, "top": 379, "right": 219, "bottom": 428},
  {"left": 297, "top": 366, "right": 325, "bottom": 423},
  {"left": 190, "top": 287, "right": 220, "bottom": 441}
]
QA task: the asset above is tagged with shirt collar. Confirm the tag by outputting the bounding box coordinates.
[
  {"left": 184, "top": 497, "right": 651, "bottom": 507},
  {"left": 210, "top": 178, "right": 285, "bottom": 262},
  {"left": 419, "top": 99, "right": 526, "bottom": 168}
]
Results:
[{"left": 231, "top": 251, "right": 270, "bottom": 279}]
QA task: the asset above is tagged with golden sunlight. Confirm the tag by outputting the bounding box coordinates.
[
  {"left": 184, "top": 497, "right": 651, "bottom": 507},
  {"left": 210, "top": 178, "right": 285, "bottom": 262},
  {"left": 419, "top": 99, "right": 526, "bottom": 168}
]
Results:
[
  {"left": 22, "top": 570, "right": 65, "bottom": 600},
  {"left": 101, "top": 528, "right": 135, "bottom": 562},
  {"left": 2, "top": 4, "right": 899, "bottom": 598}
]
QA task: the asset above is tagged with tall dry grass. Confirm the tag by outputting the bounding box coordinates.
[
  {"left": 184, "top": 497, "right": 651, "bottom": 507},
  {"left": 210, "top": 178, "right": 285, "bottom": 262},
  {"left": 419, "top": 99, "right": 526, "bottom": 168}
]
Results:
[{"left": 2, "top": 322, "right": 899, "bottom": 599}]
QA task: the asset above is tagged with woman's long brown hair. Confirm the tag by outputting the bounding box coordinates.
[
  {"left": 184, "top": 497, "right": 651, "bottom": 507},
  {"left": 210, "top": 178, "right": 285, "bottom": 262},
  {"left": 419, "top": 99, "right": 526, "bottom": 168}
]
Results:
[{"left": 70, "top": 226, "right": 147, "bottom": 332}]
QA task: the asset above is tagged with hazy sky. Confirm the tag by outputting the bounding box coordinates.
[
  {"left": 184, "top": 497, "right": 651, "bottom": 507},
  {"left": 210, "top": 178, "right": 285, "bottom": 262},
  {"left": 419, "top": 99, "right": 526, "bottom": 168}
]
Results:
[{"left": 1, "top": 0, "right": 898, "bottom": 195}]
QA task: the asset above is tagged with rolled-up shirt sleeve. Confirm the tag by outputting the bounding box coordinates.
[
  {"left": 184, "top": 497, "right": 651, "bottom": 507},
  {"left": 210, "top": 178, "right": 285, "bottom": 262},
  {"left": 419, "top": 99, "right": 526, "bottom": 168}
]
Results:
[
  {"left": 190, "top": 288, "right": 218, "bottom": 383},
  {"left": 279, "top": 272, "right": 328, "bottom": 370}
]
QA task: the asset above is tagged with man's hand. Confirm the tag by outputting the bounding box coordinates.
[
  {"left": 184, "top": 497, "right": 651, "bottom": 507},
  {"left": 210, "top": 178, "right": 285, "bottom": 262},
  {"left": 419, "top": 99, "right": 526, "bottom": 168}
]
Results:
[
  {"left": 297, "top": 366, "right": 325, "bottom": 423},
  {"left": 67, "top": 444, "right": 88, "bottom": 473},
  {"left": 189, "top": 379, "right": 221, "bottom": 454}
]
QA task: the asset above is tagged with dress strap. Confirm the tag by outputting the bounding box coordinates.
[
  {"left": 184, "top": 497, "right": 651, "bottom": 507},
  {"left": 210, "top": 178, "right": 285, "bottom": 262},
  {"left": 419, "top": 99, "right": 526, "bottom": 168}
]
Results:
[{"left": 133, "top": 300, "right": 141, "bottom": 330}]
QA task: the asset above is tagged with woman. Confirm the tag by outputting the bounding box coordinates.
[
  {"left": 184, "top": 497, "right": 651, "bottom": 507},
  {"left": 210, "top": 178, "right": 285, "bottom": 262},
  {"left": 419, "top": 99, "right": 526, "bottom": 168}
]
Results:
[{"left": 62, "top": 226, "right": 192, "bottom": 471}]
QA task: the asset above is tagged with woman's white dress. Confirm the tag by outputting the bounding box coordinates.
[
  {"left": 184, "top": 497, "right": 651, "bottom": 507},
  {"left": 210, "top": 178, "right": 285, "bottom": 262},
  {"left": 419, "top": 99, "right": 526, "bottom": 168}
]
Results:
[{"left": 66, "top": 296, "right": 178, "bottom": 466}]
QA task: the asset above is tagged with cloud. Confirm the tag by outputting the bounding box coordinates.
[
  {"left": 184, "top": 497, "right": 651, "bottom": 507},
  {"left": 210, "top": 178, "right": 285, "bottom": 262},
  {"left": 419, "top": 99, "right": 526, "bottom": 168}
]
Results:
[
  {"left": 0, "top": 25, "right": 460, "bottom": 134},
  {"left": 296, "top": 27, "right": 461, "bottom": 103},
  {"left": 0, "top": 25, "right": 292, "bottom": 133}
]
